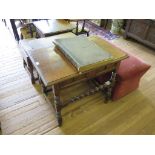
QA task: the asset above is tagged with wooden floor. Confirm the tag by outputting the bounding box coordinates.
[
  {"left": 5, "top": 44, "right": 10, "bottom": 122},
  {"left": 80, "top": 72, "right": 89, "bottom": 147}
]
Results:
[{"left": 0, "top": 22, "right": 155, "bottom": 135}]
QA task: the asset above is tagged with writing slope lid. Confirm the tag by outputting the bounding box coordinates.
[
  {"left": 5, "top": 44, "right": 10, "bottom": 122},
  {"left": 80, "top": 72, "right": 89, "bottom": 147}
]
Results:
[{"left": 53, "top": 36, "right": 113, "bottom": 71}]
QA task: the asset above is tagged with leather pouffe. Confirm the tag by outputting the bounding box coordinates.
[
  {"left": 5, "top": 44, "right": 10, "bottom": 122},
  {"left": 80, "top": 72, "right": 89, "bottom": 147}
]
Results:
[{"left": 97, "top": 53, "right": 151, "bottom": 100}]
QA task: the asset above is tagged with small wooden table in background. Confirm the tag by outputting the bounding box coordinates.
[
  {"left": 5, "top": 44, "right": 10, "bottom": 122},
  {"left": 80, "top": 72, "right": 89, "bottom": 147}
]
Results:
[
  {"left": 67, "top": 19, "right": 90, "bottom": 36},
  {"left": 33, "top": 19, "right": 75, "bottom": 38}
]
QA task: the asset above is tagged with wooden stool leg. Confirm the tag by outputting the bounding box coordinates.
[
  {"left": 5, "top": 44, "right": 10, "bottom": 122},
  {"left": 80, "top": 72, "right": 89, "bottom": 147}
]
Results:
[{"left": 52, "top": 84, "right": 62, "bottom": 126}]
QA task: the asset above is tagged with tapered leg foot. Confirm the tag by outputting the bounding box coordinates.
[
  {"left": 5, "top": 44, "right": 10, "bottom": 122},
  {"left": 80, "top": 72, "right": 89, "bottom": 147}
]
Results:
[
  {"left": 53, "top": 85, "right": 63, "bottom": 127},
  {"left": 57, "top": 114, "right": 62, "bottom": 126}
]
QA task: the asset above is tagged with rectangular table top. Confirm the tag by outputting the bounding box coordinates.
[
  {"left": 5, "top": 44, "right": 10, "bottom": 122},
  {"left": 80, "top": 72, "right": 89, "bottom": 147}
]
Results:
[
  {"left": 33, "top": 20, "right": 75, "bottom": 36},
  {"left": 27, "top": 36, "right": 128, "bottom": 86}
]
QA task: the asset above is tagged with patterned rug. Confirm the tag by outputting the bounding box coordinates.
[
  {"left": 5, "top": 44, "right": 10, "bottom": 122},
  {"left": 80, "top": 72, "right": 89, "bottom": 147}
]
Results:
[{"left": 83, "top": 20, "right": 120, "bottom": 40}]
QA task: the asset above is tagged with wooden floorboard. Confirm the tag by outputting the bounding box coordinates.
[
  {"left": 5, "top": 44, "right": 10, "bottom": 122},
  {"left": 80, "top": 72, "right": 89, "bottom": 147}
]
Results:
[
  {"left": 0, "top": 95, "right": 57, "bottom": 135},
  {"left": 0, "top": 22, "right": 155, "bottom": 135},
  {"left": 0, "top": 77, "right": 39, "bottom": 110}
]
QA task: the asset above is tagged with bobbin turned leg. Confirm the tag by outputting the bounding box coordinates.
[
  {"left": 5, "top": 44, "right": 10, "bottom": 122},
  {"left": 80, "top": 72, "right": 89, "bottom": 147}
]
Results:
[
  {"left": 27, "top": 58, "right": 35, "bottom": 84},
  {"left": 38, "top": 78, "right": 48, "bottom": 94},
  {"left": 105, "top": 70, "right": 117, "bottom": 102},
  {"left": 52, "top": 84, "right": 62, "bottom": 126}
]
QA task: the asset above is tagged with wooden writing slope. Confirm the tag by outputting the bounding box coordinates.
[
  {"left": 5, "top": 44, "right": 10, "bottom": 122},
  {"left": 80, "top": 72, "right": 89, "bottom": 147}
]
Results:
[{"left": 25, "top": 36, "right": 128, "bottom": 126}]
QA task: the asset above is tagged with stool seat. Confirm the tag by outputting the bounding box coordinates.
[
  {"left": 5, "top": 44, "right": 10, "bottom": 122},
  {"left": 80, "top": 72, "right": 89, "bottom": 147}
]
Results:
[
  {"left": 117, "top": 54, "right": 150, "bottom": 80},
  {"left": 113, "top": 54, "right": 150, "bottom": 100},
  {"left": 96, "top": 53, "right": 151, "bottom": 100}
]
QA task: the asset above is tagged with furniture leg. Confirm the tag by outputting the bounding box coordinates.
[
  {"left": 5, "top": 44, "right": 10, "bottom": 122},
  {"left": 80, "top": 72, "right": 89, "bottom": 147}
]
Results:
[
  {"left": 106, "top": 86, "right": 112, "bottom": 101},
  {"left": 39, "top": 78, "right": 47, "bottom": 94},
  {"left": 81, "top": 20, "right": 86, "bottom": 32},
  {"left": 105, "top": 70, "right": 117, "bottom": 102},
  {"left": 22, "top": 57, "right": 35, "bottom": 84},
  {"left": 111, "top": 70, "right": 117, "bottom": 87},
  {"left": 76, "top": 21, "right": 79, "bottom": 35},
  {"left": 23, "top": 59, "right": 27, "bottom": 68},
  {"left": 81, "top": 20, "right": 89, "bottom": 36},
  {"left": 100, "top": 19, "right": 104, "bottom": 27},
  {"left": 104, "top": 19, "right": 109, "bottom": 29},
  {"left": 27, "top": 58, "right": 35, "bottom": 84},
  {"left": 52, "top": 84, "right": 62, "bottom": 126},
  {"left": 10, "top": 19, "right": 20, "bottom": 41},
  {"left": 87, "top": 31, "right": 89, "bottom": 36}
]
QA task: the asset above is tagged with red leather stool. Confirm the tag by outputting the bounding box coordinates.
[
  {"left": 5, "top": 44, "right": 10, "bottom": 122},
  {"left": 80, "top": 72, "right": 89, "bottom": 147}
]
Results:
[{"left": 97, "top": 54, "right": 151, "bottom": 100}]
